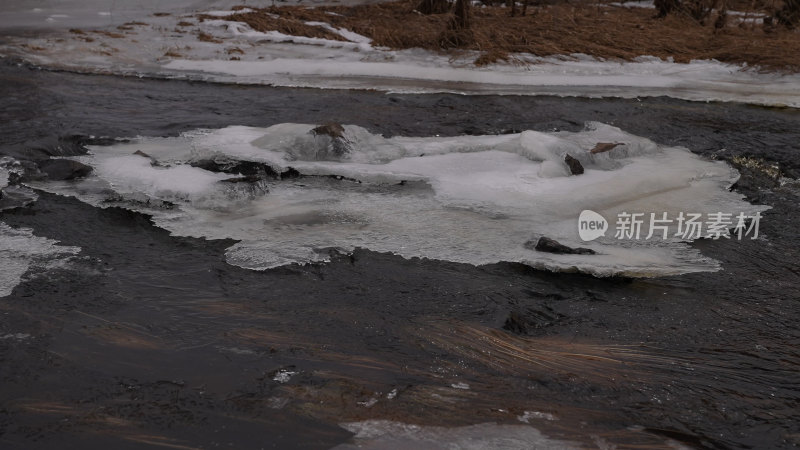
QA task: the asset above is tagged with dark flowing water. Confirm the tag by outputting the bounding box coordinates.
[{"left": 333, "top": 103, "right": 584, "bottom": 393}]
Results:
[{"left": 1, "top": 60, "right": 799, "bottom": 449}]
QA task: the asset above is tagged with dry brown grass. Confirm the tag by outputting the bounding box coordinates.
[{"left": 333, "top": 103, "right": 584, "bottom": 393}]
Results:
[
  {"left": 93, "top": 30, "right": 125, "bottom": 39},
  {"left": 220, "top": 0, "right": 800, "bottom": 70},
  {"left": 197, "top": 31, "right": 223, "bottom": 43},
  {"left": 200, "top": 9, "right": 348, "bottom": 41}
]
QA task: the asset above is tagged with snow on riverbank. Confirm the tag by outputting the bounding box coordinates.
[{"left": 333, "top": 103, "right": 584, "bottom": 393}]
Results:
[{"left": 1, "top": 7, "right": 799, "bottom": 107}]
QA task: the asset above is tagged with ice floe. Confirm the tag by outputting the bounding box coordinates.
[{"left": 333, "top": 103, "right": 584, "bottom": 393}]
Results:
[
  {"left": 28, "top": 122, "right": 768, "bottom": 277},
  {"left": 1, "top": 161, "right": 83, "bottom": 298},
  {"left": 0, "top": 223, "right": 82, "bottom": 298}
]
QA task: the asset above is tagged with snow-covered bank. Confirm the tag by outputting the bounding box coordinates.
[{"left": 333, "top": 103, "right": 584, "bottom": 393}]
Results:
[
  {"left": 1, "top": 8, "right": 799, "bottom": 107},
  {"left": 162, "top": 55, "right": 800, "bottom": 107},
  {"left": 28, "top": 122, "right": 768, "bottom": 278}
]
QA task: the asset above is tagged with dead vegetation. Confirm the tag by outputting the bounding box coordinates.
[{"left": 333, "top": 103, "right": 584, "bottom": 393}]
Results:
[
  {"left": 93, "top": 30, "right": 125, "bottom": 39},
  {"left": 200, "top": 10, "right": 348, "bottom": 41},
  {"left": 214, "top": 0, "right": 800, "bottom": 70},
  {"left": 197, "top": 31, "right": 223, "bottom": 43}
]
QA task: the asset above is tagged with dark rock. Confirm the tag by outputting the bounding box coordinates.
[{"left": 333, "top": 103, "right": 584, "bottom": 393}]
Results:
[
  {"left": 280, "top": 167, "right": 301, "bottom": 179},
  {"left": 525, "top": 237, "right": 596, "bottom": 255},
  {"left": 84, "top": 136, "right": 130, "bottom": 146},
  {"left": 311, "top": 123, "right": 346, "bottom": 139},
  {"left": 191, "top": 159, "right": 280, "bottom": 179},
  {"left": 220, "top": 175, "right": 263, "bottom": 183},
  {"left": 564, "top": 154, "right": 584, "bottom": 175},
  {"left": 590, "top": 142, "right": 623, "bottom": 154},
  {"left": 310, "top": 123, "right": 351, "bottom": 160},
  {"left": 37, "top": 159, "right": 93, "bottom": 180},
  {"left": 133, "top": 150, "right": 160, "bottom": 166}
]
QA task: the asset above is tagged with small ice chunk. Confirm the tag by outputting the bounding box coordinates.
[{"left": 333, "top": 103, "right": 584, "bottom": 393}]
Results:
[
  {"left": 0, "top": 223, "right": 81, "bottom": 298},
  {"left": 0, "top": 333, "right": 31, "bottom": 341},
  {"left": 518, "top": 411, "right": 558, "bottom": 422},
  {"left": 357, "top": 398, "right": 378, "bottom": 408},
  {"left": 272, "top": 369, "right": 297, "bottom": 383}
]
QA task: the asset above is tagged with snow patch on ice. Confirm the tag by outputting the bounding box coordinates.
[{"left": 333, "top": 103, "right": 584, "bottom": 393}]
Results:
[{"left": 202, "top": 8, "right": 254, "bottom": 17}]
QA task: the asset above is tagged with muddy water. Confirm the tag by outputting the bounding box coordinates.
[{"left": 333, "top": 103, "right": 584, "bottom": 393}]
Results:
[{"left": 1, "top": 61, "right": 799, "bottom": 449}]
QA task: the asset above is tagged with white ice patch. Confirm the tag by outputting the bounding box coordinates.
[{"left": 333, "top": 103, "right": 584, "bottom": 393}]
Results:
[
  {"left": 334, "top": 420, "right": 578, "bottom": 449},
  {"left": 518, "top": 411, "right": 558, "bottom": 423},
  {"left": 31, "top": 122, "right": 767, "bottom": 277},
  {"left": 202, "top": 8, "right": 255, "bottom": 17},
  {"left": 608, "top": 0, "right": 655, "bottom": 8},
  {"left": 197, "top": 18, "right": 373, "bottom": 52},
  {"left": 273, "top": 369, "right": 298, "bottom": 383},
  {"left": 304, "top": 21, "right": 373, "bottom": 45},
  {"left": 0, "top": 223, "right": 82, "bottom": 298},
  {"left": 160, "top": 55, "right": 800, "bottom": 107},
  {"left": 0, "top": 333, "right": 31, "bottom": 341},
  {"left": 96, "top": 154, "right": 231, "bottom": 201}
]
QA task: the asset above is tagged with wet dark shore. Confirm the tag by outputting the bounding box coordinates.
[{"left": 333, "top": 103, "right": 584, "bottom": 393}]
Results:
[{"left": 1, "top": 60, "right": 799, "bottom": 449}]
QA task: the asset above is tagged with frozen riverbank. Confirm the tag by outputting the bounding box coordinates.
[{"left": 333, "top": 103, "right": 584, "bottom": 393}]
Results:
[{"left": 2, "top": 3, "right": 800, "bottom": 107}]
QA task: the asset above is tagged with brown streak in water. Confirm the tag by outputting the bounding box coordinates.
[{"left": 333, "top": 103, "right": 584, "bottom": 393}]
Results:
[
  {"left": 84, "top": 326, "right": 162, "bottom": 350},
  {"left": 227, "top": 327, "right": 312, "bottom": 349},
  {"left": 191, "top": 300, "right": 273, "bottom": 320},
  {"left": 16, "top": 401, "right": 76, "bottom": 414},
  {"left": 417, "top": 321, "right": 676, "bottom": 383},
  {"left": 122, "top": 434, "right": 199, "bottom": 450}
]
